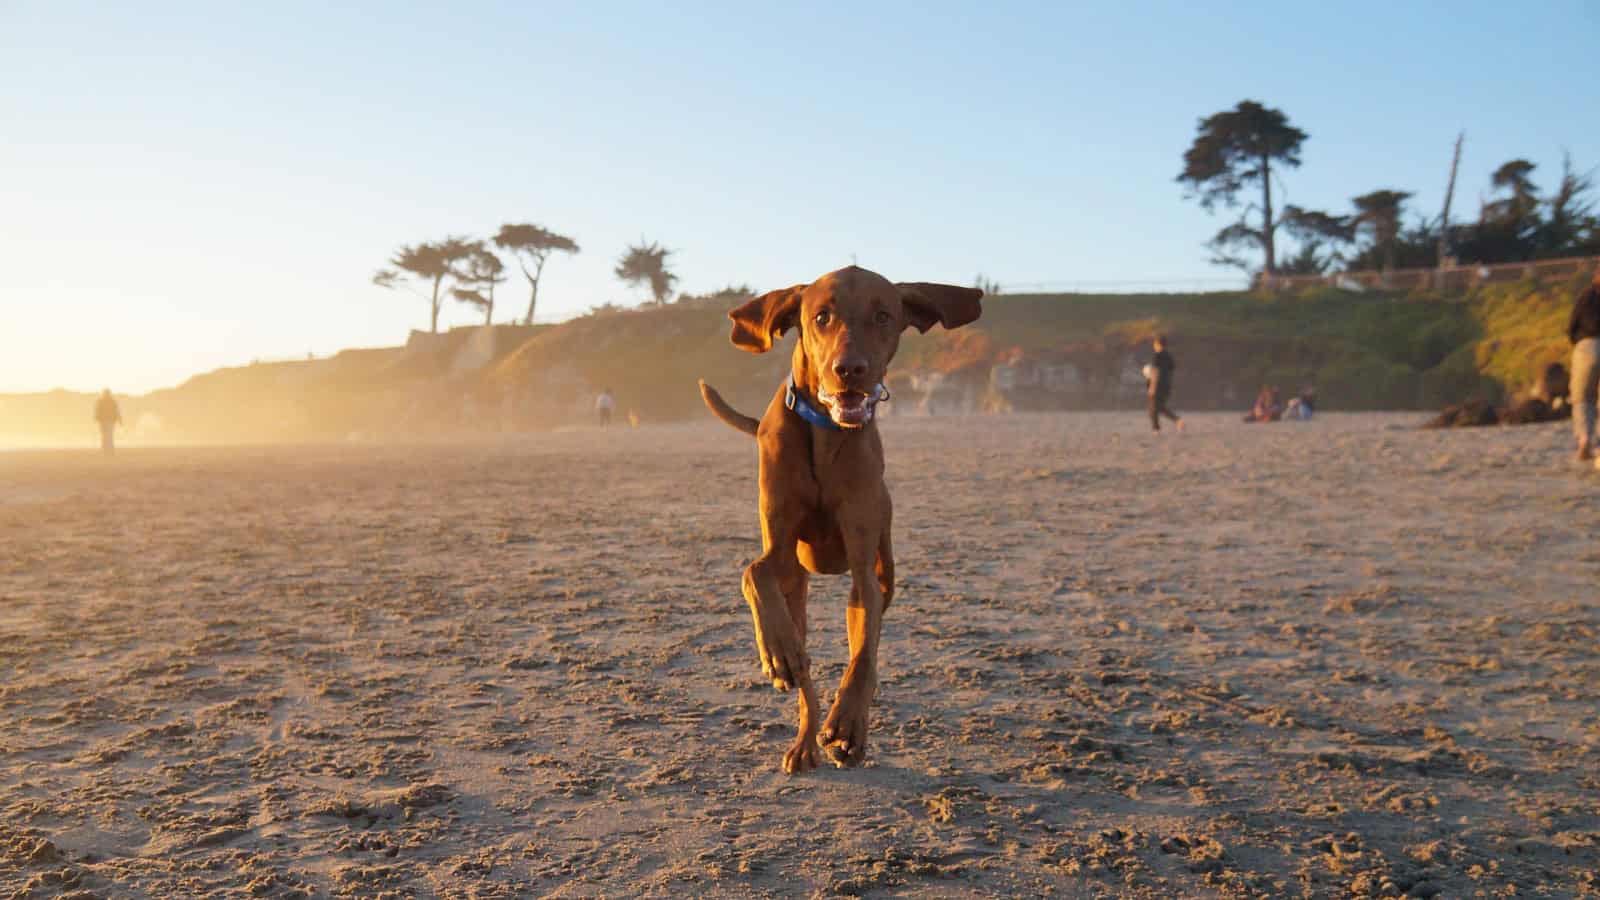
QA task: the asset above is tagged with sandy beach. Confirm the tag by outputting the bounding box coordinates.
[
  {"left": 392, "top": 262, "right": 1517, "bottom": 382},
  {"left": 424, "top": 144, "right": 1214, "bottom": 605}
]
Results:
[{"left": 1, "top": 412, "right": 1596, "bottom": 898}]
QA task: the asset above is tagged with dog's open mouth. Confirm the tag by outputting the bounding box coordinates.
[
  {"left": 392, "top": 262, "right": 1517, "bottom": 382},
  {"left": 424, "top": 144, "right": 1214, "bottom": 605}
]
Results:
[{"left": 819, "top": 387, "right": 877, "bottom": 427}]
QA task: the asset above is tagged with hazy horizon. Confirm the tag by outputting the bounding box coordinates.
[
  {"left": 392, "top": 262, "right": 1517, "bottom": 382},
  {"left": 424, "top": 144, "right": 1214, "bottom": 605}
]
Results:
[{"left": 4, "top": 1, "right": 1597, "bottom": 393}]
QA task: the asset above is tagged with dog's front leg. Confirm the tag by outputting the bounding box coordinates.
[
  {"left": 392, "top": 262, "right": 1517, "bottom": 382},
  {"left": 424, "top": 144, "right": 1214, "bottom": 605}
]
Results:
[
  {"left": 741, "top": 551, "right": 810, "bottom": 693},
  {"left": 742, "top": 549, "right": 821, "bottom": 774},
  {"left": 819, "top": 499, "right": 888, "bottom": 768},
  {"left": 741, "top": 481, "right": 823, "bottom": 775},
  {"left": 777, "top": 567, "right": 823, "bottom": 774}
]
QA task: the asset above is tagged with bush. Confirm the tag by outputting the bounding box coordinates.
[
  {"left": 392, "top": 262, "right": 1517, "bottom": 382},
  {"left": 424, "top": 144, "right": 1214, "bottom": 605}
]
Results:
[
  {"left": 1314, "top": 355, "right": 1418, "bottom": 410},
  {"left": 1419, "top": 346, "right": 1502, "bottom": 408}
]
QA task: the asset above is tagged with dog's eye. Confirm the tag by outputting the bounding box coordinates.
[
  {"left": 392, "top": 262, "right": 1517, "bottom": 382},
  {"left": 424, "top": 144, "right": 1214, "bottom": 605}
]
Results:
[
  {"left": 874, "top": 310, "right": 892, "bottom": 326},
  {"left": 814, "top": 310, "right": 831, "bottom": 327}
]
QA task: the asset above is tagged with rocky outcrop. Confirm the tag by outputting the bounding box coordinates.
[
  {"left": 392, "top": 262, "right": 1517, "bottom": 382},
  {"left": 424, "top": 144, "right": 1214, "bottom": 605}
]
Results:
[{"left": 1423, "top": 362, "right": 1571, "bottom": 428}]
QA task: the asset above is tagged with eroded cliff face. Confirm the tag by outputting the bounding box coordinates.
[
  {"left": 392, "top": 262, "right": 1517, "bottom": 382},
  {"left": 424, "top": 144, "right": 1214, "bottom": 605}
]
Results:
[{"left": 14, "top": 278, "right": 1579, "bottom": 445}]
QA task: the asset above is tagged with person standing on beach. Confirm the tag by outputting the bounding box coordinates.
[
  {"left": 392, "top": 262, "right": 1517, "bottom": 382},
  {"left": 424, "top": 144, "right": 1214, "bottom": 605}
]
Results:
[
  {"left": 1147, "top": 335, "right": 1184, "bottom": 432},
  {"left": 94, "top": 389, "right": 122, "bottom": 453},
  {"left": 1568, "top": 268, "right": 1600, "bottom": 462},
  {"left": 595, "top": 387, "right": 615, "bottom": 427}
]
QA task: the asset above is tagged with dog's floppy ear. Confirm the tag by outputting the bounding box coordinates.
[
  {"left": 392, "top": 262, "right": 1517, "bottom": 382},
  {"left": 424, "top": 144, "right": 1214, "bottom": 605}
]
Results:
[
  {"left": 896, "top": 282, "right": 984, "bottom": 334},
  {"left": 728, "top": 285, "right": 805, "bottom": 353}
]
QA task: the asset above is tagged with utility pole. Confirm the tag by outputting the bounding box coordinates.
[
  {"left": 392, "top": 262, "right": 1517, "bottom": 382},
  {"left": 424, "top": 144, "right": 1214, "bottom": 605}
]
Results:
[{"left": 1437, "top": 132, "right": 1464, "bottom": 271}]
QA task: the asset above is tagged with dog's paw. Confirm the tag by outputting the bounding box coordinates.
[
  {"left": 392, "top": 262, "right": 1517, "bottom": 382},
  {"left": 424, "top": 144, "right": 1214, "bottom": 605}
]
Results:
[
  {"left": 819, "top": 698, "right": 869, "bottom": 768},
  {"left": 758, "top": 647, "right": 809, "bottom": 692},
  {"left": 751, "top": 620, "right": 809, "bottom": 692},
  {"left": 782, "top": 735, "right": 821, "bottom": 774}
]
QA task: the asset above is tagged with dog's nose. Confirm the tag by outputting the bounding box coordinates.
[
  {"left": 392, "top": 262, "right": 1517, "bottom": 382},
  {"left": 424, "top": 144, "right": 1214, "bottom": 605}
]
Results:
[{"left": 833, "top": 356, "right": 868, "bottom": 381}]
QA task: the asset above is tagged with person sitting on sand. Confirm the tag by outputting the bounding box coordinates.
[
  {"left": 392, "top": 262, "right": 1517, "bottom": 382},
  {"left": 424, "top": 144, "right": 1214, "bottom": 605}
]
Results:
[
  {"left": 1284, "top": 386, "right": 1316, "bottom": 421},
  {"left": 1568, "top": 268, "right": 1600, "bottom": 462},
  {"left": 1241, "top": 384, "right": 1280, "bottom": 422},
  {"left": 93, "top": 389, "right": 122, "bottom": 453},
  {"left": 1146, "top": 335, "right": 1184, "bottom": 433},
  {"left": 1244, "top": 385, "right": 1283, "bottom": 423}
]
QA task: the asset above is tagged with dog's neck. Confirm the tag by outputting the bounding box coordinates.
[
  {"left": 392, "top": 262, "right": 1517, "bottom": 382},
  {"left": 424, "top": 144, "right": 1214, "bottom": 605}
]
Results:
[{"left": 790, "top": 348, "right": 825, "bottom": 408}]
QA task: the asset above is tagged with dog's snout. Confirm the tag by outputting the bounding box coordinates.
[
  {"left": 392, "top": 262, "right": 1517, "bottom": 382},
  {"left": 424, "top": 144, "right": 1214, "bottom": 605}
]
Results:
[{"left": 832, "top": 356, "right": 869, "bottom": 382}]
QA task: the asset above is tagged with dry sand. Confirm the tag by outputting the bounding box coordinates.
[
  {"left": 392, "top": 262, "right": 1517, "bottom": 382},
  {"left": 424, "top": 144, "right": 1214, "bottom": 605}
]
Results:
[{"left": 1, "top": 412, "right": 1596, "bottom": 898}]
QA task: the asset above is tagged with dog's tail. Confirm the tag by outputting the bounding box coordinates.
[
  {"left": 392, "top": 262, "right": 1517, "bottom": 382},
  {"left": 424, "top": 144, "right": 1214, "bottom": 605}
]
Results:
[{"left": 698, "top": 380, "right": 759, "bottom": 436}]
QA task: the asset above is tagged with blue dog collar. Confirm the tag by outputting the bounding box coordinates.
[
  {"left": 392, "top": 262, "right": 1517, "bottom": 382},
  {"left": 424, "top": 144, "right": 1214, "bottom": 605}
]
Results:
[
  {"left": 784, "top": 375, "right": 891, "bottom": 430},
  {"left": 784, "top": 375, "right": 843, "bottom": 431}
]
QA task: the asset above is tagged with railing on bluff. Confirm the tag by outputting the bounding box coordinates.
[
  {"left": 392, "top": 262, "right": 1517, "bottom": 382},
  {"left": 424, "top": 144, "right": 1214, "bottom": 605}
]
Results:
[{"left": 1258, "top": 254, "right": 1598, "bottom": 294}]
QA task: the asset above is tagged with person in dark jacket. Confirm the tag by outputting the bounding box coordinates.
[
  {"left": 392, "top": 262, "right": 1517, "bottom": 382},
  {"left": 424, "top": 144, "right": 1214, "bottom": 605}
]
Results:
[
  {"left": 93, "top": 389, "right": 122, "bottom": 453},
  {"left": 1569, "top": 269, "right": 1600, "bottom": 461},
  {"left": 1146, "top": 335, "right": 1184, "bottom": 432}
]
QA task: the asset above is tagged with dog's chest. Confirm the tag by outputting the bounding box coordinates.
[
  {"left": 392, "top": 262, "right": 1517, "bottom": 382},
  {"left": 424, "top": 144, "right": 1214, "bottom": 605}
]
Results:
[{"left": 805, "top": 431, "right": 885, "bottom": 507}]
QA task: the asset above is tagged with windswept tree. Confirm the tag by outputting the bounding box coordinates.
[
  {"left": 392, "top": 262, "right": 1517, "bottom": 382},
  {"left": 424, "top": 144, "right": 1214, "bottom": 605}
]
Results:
[
  {"left": 1385, "top": 219, "right": 1445, "bottom": 270},
  {"left": 1350, "top": 190, "right": 1414, "bottom": 272},
  {"left": 1177, "top": 100, "right": 1309, "bottom": 275},
  {"left": 373, "top": 236, "right": 477, "bottom": 333},
  {"left": 1457, "top": 160, "right": 1543, "bottom": 264},
  {"left": 450, "top": 243, "right": 508, "bottom": 326},
  {"left": 1277, "top": 243, "right": 1333, "bottom": 276},
  {"left": 493, "top": 223, "right": 580, "bottom": 325},
  {"left": 1540, "top": 153, "right": 1597, "bottom": 254},
  {"left": 1279, "top": 205, "right": 1353, "bottom": 273},
  {"left": 614, "top": 240, "right": 677, "bottom": 306},
  {"left": 1449, "top": 153, "right": 1597, "bottom": 264},
  {"left": 1483, "top": 159, "right": 1540, "bottom": 228}
]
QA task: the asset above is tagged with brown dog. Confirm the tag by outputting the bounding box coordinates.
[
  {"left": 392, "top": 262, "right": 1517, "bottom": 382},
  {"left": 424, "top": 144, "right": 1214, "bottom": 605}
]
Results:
[{"left": 698, "top": 266, "right": 982, "bottom": 772}]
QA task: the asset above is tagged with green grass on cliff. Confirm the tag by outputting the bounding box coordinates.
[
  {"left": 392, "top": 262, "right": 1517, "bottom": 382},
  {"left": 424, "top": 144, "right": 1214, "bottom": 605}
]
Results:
[
  {"left": 897, "top": 287, "right": 1490, "bottom": 408},
  {"left": 1468, "top": 270, "right": 1590, "bottom": 390},
  {"left": 485, "top": 276, "right": 1589, "bottom": 421}
]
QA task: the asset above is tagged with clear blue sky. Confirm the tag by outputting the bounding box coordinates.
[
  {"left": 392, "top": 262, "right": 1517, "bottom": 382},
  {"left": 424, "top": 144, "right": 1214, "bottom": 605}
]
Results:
[{"left": 2, "top": 1, "right": 1596, "bottom": 393}]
